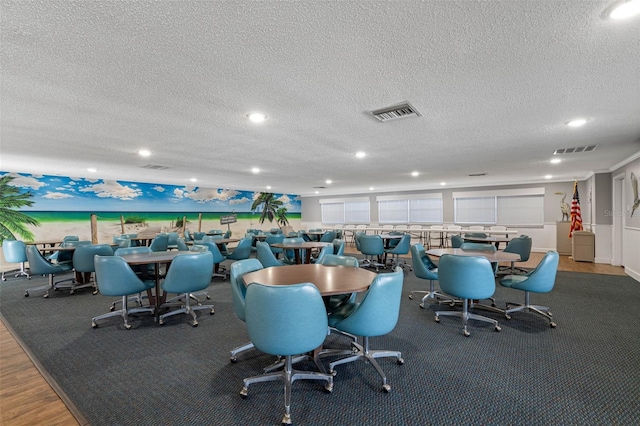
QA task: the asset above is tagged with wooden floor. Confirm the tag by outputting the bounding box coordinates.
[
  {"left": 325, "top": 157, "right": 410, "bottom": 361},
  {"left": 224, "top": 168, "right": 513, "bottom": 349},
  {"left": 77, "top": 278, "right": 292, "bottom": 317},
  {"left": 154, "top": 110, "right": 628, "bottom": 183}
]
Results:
[{"left": 0, "top": 252, "right": 626, "bottom": 425}]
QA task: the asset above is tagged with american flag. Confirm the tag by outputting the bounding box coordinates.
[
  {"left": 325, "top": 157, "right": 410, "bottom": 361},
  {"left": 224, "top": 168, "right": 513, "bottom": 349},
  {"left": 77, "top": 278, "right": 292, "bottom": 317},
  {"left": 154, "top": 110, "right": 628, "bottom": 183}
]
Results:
[{"left": 569, "top": 180, "right": 583, "bottom": 237}]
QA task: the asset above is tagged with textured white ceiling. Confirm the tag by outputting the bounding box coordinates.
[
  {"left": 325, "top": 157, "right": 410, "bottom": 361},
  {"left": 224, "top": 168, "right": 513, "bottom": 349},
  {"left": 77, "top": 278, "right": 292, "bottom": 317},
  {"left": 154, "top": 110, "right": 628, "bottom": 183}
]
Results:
[{"left": 1, "top": 0, "right": 639, "bottom": 196}]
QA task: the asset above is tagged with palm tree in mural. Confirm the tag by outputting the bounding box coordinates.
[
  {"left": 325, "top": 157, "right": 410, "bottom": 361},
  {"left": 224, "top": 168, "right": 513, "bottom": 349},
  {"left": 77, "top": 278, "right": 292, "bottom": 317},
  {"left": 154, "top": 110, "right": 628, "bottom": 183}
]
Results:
[
  {"left": 0, "top": 175, "right": 40, "bottom": 242},
  {"left": 251, "top": 192, "right": 284, "bottom": 225},
  {"left": 276, "top": 207, "right": 289, "bottom": 227}
]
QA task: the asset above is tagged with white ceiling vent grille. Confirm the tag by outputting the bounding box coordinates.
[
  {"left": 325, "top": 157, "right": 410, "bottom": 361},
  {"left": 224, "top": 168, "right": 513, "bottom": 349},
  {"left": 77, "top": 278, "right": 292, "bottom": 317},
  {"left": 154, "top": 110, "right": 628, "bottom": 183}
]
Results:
[
  {"left": 141, "top": 164, "right": 170, "bottom": 170},
  {"left": 554, "top": 145, "right": 598, "bottom": 155},
  {"left": 368, "top": 102, "right": 421, "bottom": 122},
  {"left": 467, "top": 173, "right": 488, "bottom": 177}
]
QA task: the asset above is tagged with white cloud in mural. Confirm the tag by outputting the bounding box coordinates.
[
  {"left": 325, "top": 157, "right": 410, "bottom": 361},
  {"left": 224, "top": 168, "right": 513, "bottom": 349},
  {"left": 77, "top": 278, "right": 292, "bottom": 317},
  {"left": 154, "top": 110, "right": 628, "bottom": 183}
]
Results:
[
  {"left": 174, "top": 188, "right": 184, "bottom": 198},
  {"left": 229, "top": 197, "right": 250, "bottom": 205},
  {"left": 79, "top": 180, "right": 142, "bottom": 200},
  {"left": 153, "top": 186, "right": 166, "bottom": 192},
  {"left": 179, "top": 188, "right": 241, "bottom": 203},
  {"left": 43, "top": 191, "right": 73, "bottom": 199},
  {"left": 6, "top": 174, "right": 45, "bottom": 190}
]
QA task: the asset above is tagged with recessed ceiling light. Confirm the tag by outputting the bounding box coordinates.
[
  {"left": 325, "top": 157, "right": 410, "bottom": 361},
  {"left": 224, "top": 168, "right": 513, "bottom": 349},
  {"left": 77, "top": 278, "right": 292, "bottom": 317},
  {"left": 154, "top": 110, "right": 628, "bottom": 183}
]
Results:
[
  {"left": 266, "top": 185, "right": 271, "bottom": 189},
  {"left": 87, "top": 168, "right": 97, "bottom": 173},
  {"left": 326, "top": 179, "right": 332, "bottom": 184},
  {"left": 606, "top": 0, "right": 640, "bottom": 20},
  {"left": 355, "top": 151, "right": 366, "bottom": 158},
  {"left": 369, "top": 187, "right": 374, "bottom": 191},
  {"left": 190, "top": 178, "right": 197, "bottom": 182},
  {"left": 251, "top": 167, "right": 260, "bottom": 174},
  {"left": 138, "top": 149, "right": 151, "bottom": 157},
  {"left": 315, "top": 191, "right": 319, "bottom": 194},
  {"left": 566, "top": 118, "right": 588, "bottom": 127},
  {"left": 440, "top": 182, "right": 446, "bottom": 186},
  {"left": 411, "top": 171, "right": 419, "bottom": 177},
  {"left": 550, "top": 158, "right": 562, "bottom": 164},
  {"left": 545, "top": 175, "right": 553, "bottom": 179},
  {"left": 247, "top": 112, "right": 267, "bottom": 123}
]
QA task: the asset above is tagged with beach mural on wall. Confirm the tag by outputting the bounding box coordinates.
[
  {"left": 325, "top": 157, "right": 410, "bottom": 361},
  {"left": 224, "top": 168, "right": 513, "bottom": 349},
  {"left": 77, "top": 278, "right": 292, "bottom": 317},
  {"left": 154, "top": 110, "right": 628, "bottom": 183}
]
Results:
[{"left": 0, "top": 172, "right": 301, "bottom": 243}]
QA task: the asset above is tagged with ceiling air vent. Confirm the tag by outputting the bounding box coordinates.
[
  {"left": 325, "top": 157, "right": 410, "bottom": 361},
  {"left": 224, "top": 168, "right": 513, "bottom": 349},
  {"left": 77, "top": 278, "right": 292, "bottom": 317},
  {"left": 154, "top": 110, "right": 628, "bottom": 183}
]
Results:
[
  {"left": 141, "top": 164, "right": 170, "bottom": 170},
  {"left": 553, "top": 145, "right": 598, "bottom": 155},
  {"left": 313, "top": 186, "right": 327, "bottom": 189},
  {"left": 467, "top": 173, "right": 488, "bottom": 177},
  {"left": 367, "top": 102, "right": 421, "bottom": 122}
]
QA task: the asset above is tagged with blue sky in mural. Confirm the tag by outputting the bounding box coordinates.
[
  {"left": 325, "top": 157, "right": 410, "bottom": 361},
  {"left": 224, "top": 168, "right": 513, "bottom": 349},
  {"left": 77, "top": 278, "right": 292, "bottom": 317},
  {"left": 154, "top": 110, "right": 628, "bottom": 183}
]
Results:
[{"left": 2, "top": 172, "right": 301, "bottom": 213}]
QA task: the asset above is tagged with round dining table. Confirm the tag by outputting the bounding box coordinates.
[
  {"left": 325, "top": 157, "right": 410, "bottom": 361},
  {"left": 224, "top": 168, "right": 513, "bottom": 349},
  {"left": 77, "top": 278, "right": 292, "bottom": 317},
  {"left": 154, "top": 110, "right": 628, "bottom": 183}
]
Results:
[{"left": 241, "top": 264, "right": 377, "bottom": 296}]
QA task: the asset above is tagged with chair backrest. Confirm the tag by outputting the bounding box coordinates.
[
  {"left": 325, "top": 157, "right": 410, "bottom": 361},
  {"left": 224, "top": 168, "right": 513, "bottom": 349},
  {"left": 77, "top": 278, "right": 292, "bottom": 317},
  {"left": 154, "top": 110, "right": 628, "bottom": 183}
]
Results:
[
  {"left": 245, "top": 282, "right": 328, "bottom": 356},
  {"left": 313, "top": 244, "right": 333, "bottom": 264},
  {"left": 183, "top": 230, "right": 193, "bottom": 241},
  {"left": 514, "top": 251, "right": 559, "bottom": 293},
  {"left": 115, "top": 246, "right": 151, "bottom": 256},
  {"left": 94, "top": 255, "right": 151, "bottom": 297},
  {"left": 318, "top": 254, "right": 359, "bottom": 267},
  {"left": 192, "top": 231, "right": 206, "bottom": 241},
  {"left": 460, "top": 242, "right": 496, "bottom": 252},
  {"left": 113, "top": 237, "right": 131, "bottom": 249},
  {"left": 332, "top": 239, "right": 345, "bottom": 256},
  {"left": 229, "top": 259, "right": 263, "bottom": 321},
  {"left": 410, "top": 244, "right": 438, "bottom": 280},
  {"left": 354, "top": 232, "right": 365, "bottom": 251},
  {"left": 161, "top": 252, "right": 214, "bottom": 294},
  {"left": 63, "top": 235, "right": 79, "bottom": 242},
  {"left": 333, "top": 268, "right": 404, "bottom": 337},
  {"left": 359, "top": 235, "right": 384, "bottom": 256},
  {"left": 226, "top": 237, "right": 253, "bottom": 260},
  {"left": 2, "top": 240, "right": 27, "bottom": 263},
  {"left": 175, "top": 238, "right": 189, "bottom": 251},
  {"left": 319, "top": 230, "right": 336, "bottom": 242},
  {"left": 149, "top": 234, "right": 169, "bottom": 252},
  {"left": 265, "top": 234, "right": 285, "bottom": 253},
  {"left": 189, "top": 244, "right": 208, "bottom": 252},
  {"left": 57, "top": 240, "right": 90, "bottom": 263},
  {"left": 166, "top": 232, "right": 179, "bottom": 246},
  {"left": 450, "top": 235, "right": 463, "bottom": 248},
  {"left": 282, "top": 237, "right": 305, "bottom": 261},
  {"left": 503, "top": 236, "right": 532, "bottom": 262},
  {"left": 72, "top": 244, "right": 114, "bottom": 273},
  {"left": 464, "top": 233, "right": 488, "bottom": 238},
  {"left": 389, "top": 234, "right": 411, "bottom": 254},
  {"left": 438, "top": 254, "right": 495, "bottom": 300},
  {"left": 26, "top": 245, "right": 65, "bottom": 275},
  {"left": 256, "top": 241, "right": 284, "bottom": 267},
  {"left": 197, "top": 241, "right": 226, "bottom": 264}
]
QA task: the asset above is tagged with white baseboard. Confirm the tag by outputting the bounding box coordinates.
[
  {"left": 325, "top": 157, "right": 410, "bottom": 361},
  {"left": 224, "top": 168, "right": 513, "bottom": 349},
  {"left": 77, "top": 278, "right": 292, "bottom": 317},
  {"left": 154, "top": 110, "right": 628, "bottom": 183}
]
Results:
[{"left": 624, "top": 267, "right": 640, "bottom": 283}]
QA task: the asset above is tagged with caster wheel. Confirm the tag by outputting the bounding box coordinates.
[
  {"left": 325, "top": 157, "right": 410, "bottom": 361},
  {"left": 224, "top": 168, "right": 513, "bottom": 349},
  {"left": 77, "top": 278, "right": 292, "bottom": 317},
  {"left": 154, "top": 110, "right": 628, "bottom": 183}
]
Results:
[
  {"left": 209, "top": 309, "right": 215, "bottom": 315},
  {"left": 329, "top": 369, "right": 337, "bottom": 376},
  {"left": 495, "top": 326, "right": 501, "bottom": 332},
  {"left": 382, "top": 384, "right": 391, "bottom": 392},
  {"left": 124, "top": 324, "right": 131, "bottom": 330},
  {"left": 92, "top": 290, "right": 98, "bottom": 295},
  {"left": 43, "top": 294, "right": 49, "bottom": 298},
  {"left": 230, "top": 357, "right": 238, "bottom": 363},
  {"left": 505, "top": 314, "right": 511, "bottom": 320},
  {"left": 550, "top": 321, "right": 557, "bottom": 328},
  {"left": 2, "top": 277, "right": 5, "bottom": 281},
  {"left": 434, "top": 316, "right": 440, "bottom": 323},
  {"left": 110, "top": 306, "right": 116, "bottom": 312},
  {"left": 206, "top": 295, "right": 211, "bottom": 300},
  {"left": 192, "top": 322, "right": 199, "bottom": 327},
  {"left": 548, "top": 311, "right": 553, "bottom": 317},
  {"left": 240, "top": 388, "right": 248, "bottom": 398},
  {"left": 419, "top": 303, "right": 425, "bottom": 309},
  {"left": 324, "top": 382, "right": 333, "bottom": 393},
  {"left": 24, "top": 292, "right": 29, "bottom": 297},
  {"left": 408, "top": 294, "right": 413, "bottom": 300},
  {"left": 92, "top": 322, "right": 98, "bottom": 328},
  {"left": 159, "top": 320, "right": 165, "bottom": 326},
  {"left": 397, "top": 357, "right": 404, "bottom": 365},
  {"left": 463, "top": 330, "right": 470, "bottom": 337}
]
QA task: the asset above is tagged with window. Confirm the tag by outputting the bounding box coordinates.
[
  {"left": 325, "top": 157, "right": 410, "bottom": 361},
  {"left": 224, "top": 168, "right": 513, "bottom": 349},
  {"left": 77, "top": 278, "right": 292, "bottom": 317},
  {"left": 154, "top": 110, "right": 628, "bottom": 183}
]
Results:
[
  {"left": 377, "top": 193, "right": 443, "bottom": 224},
  {"left": 320, "top": 197, "right": 370, "bottom": 224},
  {"left": 453, "top": 188, "right": 545, "bottom": 226}
]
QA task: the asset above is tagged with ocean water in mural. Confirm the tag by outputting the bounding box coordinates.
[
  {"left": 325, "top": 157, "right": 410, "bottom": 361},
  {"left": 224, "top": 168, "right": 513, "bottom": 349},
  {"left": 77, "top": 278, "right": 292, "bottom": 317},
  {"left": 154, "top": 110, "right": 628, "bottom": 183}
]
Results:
[{"left": 1, "top": 172, "right": 301, "bottom": 242}]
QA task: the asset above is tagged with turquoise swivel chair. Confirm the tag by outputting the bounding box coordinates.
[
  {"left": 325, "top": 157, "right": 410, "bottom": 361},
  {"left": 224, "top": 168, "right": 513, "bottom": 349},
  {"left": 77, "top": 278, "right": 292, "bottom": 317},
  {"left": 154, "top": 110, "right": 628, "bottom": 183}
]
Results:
[
  {"left": 229, "top": 259, "right": 263, "bottom": 363},
  {"left": 68, "top": 244, "right": 114, "bottom": 295},
  {"left": 409, "top": 243, "right": 452, "bottom": 307},
  {"left": 435, "top": 254, "right": 501, "bottom": 336},
  {"left": 332, "top": 239, "right": 345, "bottom": 256},
  {"left": 498, "top": 235, "right": 532, "bottom": 275},
  {"left": 24, "top": 245, "right": 73, "bottom": 298},
  {"left": 358, "top": 234, "right": 386, "bottom": 271},
  {"left": 384, "top": 233, "right": 412, "bottom": 270},
  {"left": 92, "top": 255, "right": 155, "bottom": 329},
  {"left": 319, "top": 268, "right": 405, "bottom": 392},
  {"left": 240, "top": 282, "right": 334, "bottom": 425},
  {"left": 1, "top": 240, "right": 30, "bottom": 281},
  {"left": 256, "top": 241, "right": 285, "bottom": 267},
  {"left": 500, "top": 251, "right": 559, "bottom": 327},
  {"left": 159, "top": 251, "right": 215, "bottom": 327},
  {"left": 225, "top": 237, "right": 253, "bottom": 261}
]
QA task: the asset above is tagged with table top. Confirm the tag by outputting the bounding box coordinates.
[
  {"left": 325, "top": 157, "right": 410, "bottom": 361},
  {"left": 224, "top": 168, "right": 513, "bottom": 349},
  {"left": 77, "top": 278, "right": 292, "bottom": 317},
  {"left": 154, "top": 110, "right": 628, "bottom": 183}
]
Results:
[
  {"left": 117, "top": 251, "right": 182, "bottom": 265},
  {"left": 426, "top": 248, "right": 520, "bottom": 262},
  {"left": 25, "top": 240, "right": 64, "bottom": 246},
  {"left": 271, "top": 241, "right": 332, "bottom": 249},
  {"left": 241, "top": 264, "right": 377, "bottom": 296},
  {"left": 462, "top": 236, "right": 512, "bottom": 243}
]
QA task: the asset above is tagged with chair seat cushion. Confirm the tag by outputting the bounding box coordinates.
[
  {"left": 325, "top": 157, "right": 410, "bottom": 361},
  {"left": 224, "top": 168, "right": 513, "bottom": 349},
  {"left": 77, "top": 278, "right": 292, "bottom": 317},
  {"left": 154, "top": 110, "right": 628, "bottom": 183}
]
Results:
[
  {"left": 327, "top": 302, "right": 359, "bottom": 327},
  {"left": 499, "top": 275, "right": 528, "bottom": 288}
]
